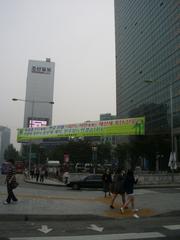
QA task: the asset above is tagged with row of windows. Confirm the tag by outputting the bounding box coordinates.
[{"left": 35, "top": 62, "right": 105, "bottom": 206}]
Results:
[
  {"left": 115, "top": 0, "right": 180, "bottom": 132},
  {"left": 117, "top": 50, "right": 179, "bottom": 97},
  {"left": 117, "top": 42, "right": 179, "bottom": 83},
  {"left": 116, "top": 1, "right": 178, "bottom": 58},
  {"left": 118, "top": 97, "right": 180, "bottom": 133},
  {"left": 118, "top": 96, "right": 180, "bottom": 124},
  {"left": 119, "top": 30, "right": 178, "bottom": 68},
  {"left": 117, "top": 65, "right": 179, "bottom": 115},
  {"left": 117, "top": 20, "right": 179, "bottom": 73},
  {"left": 116, "top": 0, "right": 178, "bottom": 34},
  {"left": 117, "top": 32, "right": 179, "bottom": 74},
  {"left": 116, "top": 1, "right": 176, "bottom": 47}
]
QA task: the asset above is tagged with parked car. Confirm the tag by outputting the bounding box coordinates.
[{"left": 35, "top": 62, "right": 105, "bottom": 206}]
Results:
[{"left": 66, "top": 174, "right": 103, "bottom": 190}]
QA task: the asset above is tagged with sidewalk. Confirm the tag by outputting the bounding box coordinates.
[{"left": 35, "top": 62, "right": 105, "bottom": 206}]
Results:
[
  {"left": 24, "top": 177, "right": 66, "bottom": 186},
  {"left": 0, "top": 176, "right": 180, "bottom": 220}
]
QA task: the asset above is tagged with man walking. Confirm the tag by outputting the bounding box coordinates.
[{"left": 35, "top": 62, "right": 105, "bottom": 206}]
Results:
[{"left": 4, "top": 159, "right": 18, "bottom": 204}]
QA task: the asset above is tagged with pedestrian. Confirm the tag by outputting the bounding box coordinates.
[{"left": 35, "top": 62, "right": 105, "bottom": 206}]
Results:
[
  {"left": 30, "top": 168, "right": 34, "bottom": 179},
  {"left": 110, "top": 168, "right": 126, "bottom": 209},
  {"left": 24, "top": 168, "right": 28, "bottom": 179},
  {"left": 3, "top": 159, "right": 18, "bottom": 205},
  {"left": 63, "top": 171, "right": 69, "bottom": 184},
  {"left": 40, "top": 167, "right": 45, "bottom": 183},
  {"left": 102, "top": 169, "right": 112, "bottom": 197},
  {"left": 45, "top": 168, "right": 48, "bottom": 179},
  {"left": 35, "top": 167, "right": 40, "bottom": 182},
  {"left": 120, "top": 169, "right": 138, "bottom": 213}
]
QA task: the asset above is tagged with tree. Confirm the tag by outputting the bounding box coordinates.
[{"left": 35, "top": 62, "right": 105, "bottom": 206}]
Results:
[
  {"left": 114, "top": 143, "right": 130, "bottom": 169},
  {"left": 4, "top": 144, "right": 20, "bottom": 162},
  {"left": 97, "top": 142, "right": 112, "bottom": 165}
]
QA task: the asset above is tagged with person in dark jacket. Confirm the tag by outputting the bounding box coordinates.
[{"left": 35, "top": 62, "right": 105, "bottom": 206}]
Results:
[
  {"left": 102, "top": 169, "right": 112, "bottom": 197},
  {"left": 4, "top": 159, "right": 18, "bottom": 204},
  {"left": 110, "top": 168, "right": 126, "bottom": 209},
  {"left": 120, "top": 169, "right": 138, "bottom": 213}
]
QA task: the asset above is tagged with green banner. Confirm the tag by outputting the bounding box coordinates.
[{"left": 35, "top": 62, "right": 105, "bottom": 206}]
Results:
[{"left": 17, "top": 117, "right": 145, "bottom": 142}]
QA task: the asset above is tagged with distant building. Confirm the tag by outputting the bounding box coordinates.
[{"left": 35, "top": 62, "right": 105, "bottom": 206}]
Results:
[
  {"left": 100, "top": 113, "right": 116, "bottom": 121},
  {"left": 0, "top": 126, "right": 10, "bottom": 165},
  {"left": 24, "top": 58, "right": 55, "bottom": 128}
]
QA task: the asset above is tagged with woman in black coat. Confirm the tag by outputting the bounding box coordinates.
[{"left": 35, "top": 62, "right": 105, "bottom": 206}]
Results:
[
  {"left": 120, "top": 169, "right": 138, "bottom": 213},
  {"left": 102, "top": 169, "right": 112, "bottom": 197},
  {"left": 110, "top": 168, "right": 126, "bottom": 209}
]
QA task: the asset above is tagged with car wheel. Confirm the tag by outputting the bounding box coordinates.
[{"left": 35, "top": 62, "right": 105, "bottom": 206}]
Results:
[{"left": 72, "top": 183, "right": 80, "bottom": 190}]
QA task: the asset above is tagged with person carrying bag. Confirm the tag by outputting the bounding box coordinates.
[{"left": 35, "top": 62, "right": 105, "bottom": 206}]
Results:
[{"left": 4, "top": 159, "right": 18, "bottom": 204}]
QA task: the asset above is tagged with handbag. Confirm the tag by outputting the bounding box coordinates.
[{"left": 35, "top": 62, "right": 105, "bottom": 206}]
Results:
[{"left": 11, "top": 181, "right": 19, "bottom": 189}]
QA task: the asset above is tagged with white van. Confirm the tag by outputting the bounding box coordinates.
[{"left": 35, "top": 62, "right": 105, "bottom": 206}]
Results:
[
  {"left": 84, "top": 163, "right": 93, "bottom": 172},
  {"left": 75, "top": 163, "right": 84, "bottom": 172}
]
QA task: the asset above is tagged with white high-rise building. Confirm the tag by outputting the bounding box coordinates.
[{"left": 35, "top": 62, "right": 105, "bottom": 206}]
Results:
[
  {"left": 0, "top": 126, "right": 10, "bottom": 165},
  {"left": 24, "top": 58, "right": 55, "bottom": 128}
]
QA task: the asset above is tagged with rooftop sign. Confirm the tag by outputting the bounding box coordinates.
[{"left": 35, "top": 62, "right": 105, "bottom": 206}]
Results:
[{"left": 31, "top": 66, "right": 51, "bottom": 74}]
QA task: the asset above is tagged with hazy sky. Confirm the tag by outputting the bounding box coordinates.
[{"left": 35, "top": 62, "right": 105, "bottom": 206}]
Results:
[{"left": 0, "top": 0, "right": 116, "bottom": 149}]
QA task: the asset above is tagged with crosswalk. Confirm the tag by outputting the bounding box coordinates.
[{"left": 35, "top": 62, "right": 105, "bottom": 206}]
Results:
[
  {"left": 164, "top": 224, "right": 180, "bottom": 230},
  {"left": 10, "top": 232, "right": 165, "bottom": 240},
  {"left": 10, "top": 225, "right": 180, "bottom": 240}
]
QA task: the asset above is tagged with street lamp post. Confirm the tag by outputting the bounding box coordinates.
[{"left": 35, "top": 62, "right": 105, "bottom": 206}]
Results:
[
  {"left": 12, "top": 98, "right": 54, "bottom": 176},
  {"left": 92, "top": 146, "right": 97, "bottom": 174}
]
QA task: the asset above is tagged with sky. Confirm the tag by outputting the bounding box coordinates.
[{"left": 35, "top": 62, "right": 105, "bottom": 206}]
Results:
[{"left": 0, "top": 0, "right": 116, "bottom": 150}]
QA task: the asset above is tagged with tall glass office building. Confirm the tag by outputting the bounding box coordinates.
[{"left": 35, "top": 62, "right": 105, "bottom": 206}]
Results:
[{"left": 115, "top": 0, "right": 179, "bottom": 164}]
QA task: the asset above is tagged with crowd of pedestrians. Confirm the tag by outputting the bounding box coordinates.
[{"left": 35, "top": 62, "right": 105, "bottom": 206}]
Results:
[
  {"left": 102, "top": 168, "right": 138, "bottom": 214},
  {"left": 29, "top": 165, "right": 48, "bottom": 182}
]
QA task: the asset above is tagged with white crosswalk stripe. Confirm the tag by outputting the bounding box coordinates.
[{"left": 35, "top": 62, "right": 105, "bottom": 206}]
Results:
[
  {"left": 164, "top": 224, "right": 180, "bottom": 230},
  {"left": 10, "top": 232, "right": 165, "bottom": 240},
  {"left": 134, "top": 189, "right": 158, "bottom": 195}
]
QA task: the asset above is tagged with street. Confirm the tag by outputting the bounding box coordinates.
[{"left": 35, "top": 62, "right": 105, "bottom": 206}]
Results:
[
  {"left": 0, "top": 175, "right": 180, "bottom": 239},
  {"left": 0, "top": 214, "right": 180, "bottom": 239}
]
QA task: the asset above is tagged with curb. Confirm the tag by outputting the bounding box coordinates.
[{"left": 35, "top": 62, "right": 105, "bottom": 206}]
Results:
[
  {"left": 1, "top": 210, "right": 180, "bottom": 222},
  {"left": 24, "top": 179, "right": 65, "bottom": 187},
  {"left": 24, "top": 179, "right": 180, "bottom": 189},
  {"left": 135, "top": 184, "right": 180, "bottom": 189},
  {"left": 0, "top": 214, "right": 109, "bottom": 222}
]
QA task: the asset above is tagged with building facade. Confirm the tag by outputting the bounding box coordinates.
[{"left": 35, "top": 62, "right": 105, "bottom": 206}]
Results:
[
  {"left": 114, "top": 0, "right": 179, "bottom": 164},
  {"left": 24, "top": 58, "right": 55, "bottom": 128},
  {"left": 0, "top": 126, "right": 10, "bottom": 165}
]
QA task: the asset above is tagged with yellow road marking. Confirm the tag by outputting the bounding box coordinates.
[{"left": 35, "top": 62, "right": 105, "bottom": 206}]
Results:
[
  {"left": 0, "top": 192, "right": 98, "bottom": 202},
  {"left": 0, "top": 192, "right": 157, "bottom": 218},
  {"left": 96, "top": 195, "right": 157, "bottom": 218}
]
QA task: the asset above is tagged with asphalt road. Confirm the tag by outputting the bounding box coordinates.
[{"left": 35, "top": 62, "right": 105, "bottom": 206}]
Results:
[
  {"left": 0, "top": 175, "right": 180, "bottom": 239},
  {"left": 0, "top": 214, "right": 180, "bottom": 239}
]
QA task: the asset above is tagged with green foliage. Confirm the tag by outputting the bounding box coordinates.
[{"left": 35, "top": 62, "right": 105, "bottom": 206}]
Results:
[
  {"left": 97, "top": 142, "right": 112, "bottom": 164},
  {"left": 20, "top": 135, "right": 171, "bottom": 171},
  {"left": 66, "top": 140, "right": 92, "bottom": 165},
  {"left": 114, "top": 143, "right": 130, "bottom": 169},
  {"left": 4, "top": 144, "right": 20, "bottom": 162}
]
